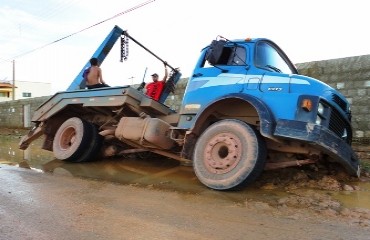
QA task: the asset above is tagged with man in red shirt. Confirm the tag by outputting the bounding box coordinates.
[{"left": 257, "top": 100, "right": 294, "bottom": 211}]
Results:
[{"left": 145, "top": 63, "right": 168, "bottom": 101}]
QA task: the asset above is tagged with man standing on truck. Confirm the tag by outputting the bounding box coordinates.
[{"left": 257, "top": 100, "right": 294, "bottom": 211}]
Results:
[
  {"left": 145, "top": 62, "right": 168, "bottom": 101},
  {"left": 85, "top": 58, "right": 110, "bottom": 89}
]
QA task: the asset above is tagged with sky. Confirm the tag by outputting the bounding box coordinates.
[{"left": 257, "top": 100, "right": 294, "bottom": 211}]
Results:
[{"left": 0, "top": 0, "right": 370, "bottom": 94}]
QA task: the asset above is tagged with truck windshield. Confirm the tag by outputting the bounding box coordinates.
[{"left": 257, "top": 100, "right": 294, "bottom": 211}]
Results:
[{"left": 255, "top": 41, "right": 293, "bottom": 74}]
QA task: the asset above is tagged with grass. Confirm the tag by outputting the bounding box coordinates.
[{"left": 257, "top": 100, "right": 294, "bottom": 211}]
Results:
[{"left": 361, "top": 160, "right": 370, "bottom": 174}]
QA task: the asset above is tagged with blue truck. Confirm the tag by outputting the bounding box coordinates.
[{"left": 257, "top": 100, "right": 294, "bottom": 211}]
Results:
[{"left": 19, "top": 26, "right": 360, "bottom": 190}]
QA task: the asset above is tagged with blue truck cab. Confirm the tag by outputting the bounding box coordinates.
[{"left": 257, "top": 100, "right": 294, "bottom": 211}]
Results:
[{"left": 178, "top": 37, "right": 359, "bottom": 189}]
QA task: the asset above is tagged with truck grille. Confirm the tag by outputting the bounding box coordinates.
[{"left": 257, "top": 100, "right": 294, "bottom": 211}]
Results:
[
  {"left": 328, "top": 106, "right": 352, "bottom": 143},
  {"left": 331, "top": 93, "right": 347, "bottom": 112}
]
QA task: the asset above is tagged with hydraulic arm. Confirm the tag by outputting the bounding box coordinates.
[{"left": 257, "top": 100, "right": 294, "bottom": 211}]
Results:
[{"left": 66, "top": 25, "right": 181, "bottom": 104}]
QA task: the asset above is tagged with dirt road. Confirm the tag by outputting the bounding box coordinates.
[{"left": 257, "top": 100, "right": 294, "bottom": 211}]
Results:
[{"left": 1, "top": 164, "right": 369, "bottom": 240}]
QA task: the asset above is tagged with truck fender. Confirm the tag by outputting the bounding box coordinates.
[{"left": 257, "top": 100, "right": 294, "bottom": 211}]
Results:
[{"left": 190, "top": 93, "right": 275, "bottom": 138}]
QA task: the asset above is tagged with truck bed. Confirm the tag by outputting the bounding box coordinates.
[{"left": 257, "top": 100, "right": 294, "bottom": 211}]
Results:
[{"left": 32, "top": 86, "right": 174, "bottom": 122}]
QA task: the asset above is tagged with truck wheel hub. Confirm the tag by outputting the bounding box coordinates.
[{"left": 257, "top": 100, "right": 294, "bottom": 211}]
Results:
[
  {"left": 59, "top": 127, "right": 76, "bottom": 149},
  {"left": 204, "top": 133, "right": 241, "bottom": 174}
]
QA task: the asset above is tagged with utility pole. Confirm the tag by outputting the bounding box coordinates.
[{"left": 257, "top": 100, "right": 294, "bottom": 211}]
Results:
[
  {"left": 128, "top": 76, "right": 135, "bottom": 85},
  {"left": 12, "top": 60, "right": 15, "bottom": 100}
]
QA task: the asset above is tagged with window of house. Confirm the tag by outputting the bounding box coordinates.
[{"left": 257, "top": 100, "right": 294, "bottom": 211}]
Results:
[{"left": 22, "top": 92, "right": 32, "bottom": 97}]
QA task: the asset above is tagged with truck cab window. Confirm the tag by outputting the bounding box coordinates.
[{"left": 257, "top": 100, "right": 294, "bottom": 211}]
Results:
[
  {"left": 255, "top": 41, "right": 293, "bottom": 74},
  {"left": 217, "top": 46, "right": 246, "bottom": 65},
  {"left": 203, "top": 46, "right": 246, "bottom": 68}
]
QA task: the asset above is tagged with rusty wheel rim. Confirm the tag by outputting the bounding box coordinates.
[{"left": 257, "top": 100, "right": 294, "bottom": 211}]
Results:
[
  {"left": 59, "top": 126, "right": 77, "bottom": 150},
  {"left": 204, "top": 132, "right": 242, "bottom": 174}
]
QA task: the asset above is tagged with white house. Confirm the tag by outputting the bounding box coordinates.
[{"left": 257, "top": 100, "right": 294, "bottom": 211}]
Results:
[{"left": 0, "top": 80, "right": 51, "bottom": 102}]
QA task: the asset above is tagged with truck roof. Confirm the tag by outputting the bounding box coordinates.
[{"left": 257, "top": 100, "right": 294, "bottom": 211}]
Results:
[
  {"left": 229, "top": 37, "right": 265, "bottom": 43},
  {"left": 202, "top": 37, "right": 273, "bottom": 50}
]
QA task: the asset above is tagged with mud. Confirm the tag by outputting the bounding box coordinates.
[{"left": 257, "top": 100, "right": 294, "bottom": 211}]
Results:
[
  {"left": 251, "top": 163, "right": 370, "bottom": 228},
  {"left": 2, "top": 165, "right": 369, "bottom": 240},
  {"left": 1, "top": 129, "right": 370, "bottom": 236}
]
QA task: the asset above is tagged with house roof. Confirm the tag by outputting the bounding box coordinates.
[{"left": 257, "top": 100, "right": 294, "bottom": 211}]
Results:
[{"left": 0, "top": 83, "right": 17, "bottom": 93}]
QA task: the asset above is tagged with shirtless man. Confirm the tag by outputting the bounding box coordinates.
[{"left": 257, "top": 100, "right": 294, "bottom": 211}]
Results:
[{"left": 86, "top": 58, "right": 109, "bottom": 89}]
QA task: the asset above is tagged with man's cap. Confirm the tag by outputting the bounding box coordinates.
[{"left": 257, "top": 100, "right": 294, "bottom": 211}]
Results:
[{"left": 151, "top": 73, "right": 158, "bottom": 77}]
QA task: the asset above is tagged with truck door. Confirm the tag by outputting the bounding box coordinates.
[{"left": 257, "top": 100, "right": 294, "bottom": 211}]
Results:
[
  {"left": 254, "top": 41, "right": 297, "bottom": 94},
  {"left": 185, "top": 45, "right": 248, "bottom": 105},
  {"left": 247, "top": 40, "right": 299, "bottom": 118}
]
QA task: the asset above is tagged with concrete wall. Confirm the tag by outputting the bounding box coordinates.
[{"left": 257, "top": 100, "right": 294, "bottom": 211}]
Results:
[
  {"left": 296, "top": 55, "right": 370, "bottom": 143},
  {"left": 164, "top": 78, "right": 188, "bottom": 112},
  {"left": 0, "top": 96, "right": 50, "bottom": 128}
]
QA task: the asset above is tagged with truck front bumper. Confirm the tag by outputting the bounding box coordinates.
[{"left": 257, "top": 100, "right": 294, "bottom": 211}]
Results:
[{"left": 273, "top": 119, "right": 360, "bottom": 177}]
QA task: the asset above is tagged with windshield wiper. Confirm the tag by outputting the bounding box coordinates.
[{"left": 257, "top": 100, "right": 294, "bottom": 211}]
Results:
[{"left": 265, "top": 65, "right": 282, "bottom": 73}]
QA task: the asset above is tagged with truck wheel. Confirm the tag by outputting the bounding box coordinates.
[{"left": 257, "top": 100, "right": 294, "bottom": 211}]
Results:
[
  {"left": 53, "top": 117, "right": 102, "bottom": 162},
  {"left": 193, "top": 119, "right": 266, "bottom": 190},
  {"left": 76, "top": 122, "right": 104, "bottom": 162}
]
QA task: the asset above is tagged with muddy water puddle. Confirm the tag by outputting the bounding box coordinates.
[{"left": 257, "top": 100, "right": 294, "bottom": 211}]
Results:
[
  {"left": 1, "top": 134, "right": 370, "bottom": 212},
  {"left": 330, "top": 182, "right": 370, "bottom": 209}
]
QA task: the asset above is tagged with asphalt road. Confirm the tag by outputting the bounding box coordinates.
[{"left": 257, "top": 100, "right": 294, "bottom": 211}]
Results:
[{"left": 0, "top": 164, "right": 369, "bottom": 240}]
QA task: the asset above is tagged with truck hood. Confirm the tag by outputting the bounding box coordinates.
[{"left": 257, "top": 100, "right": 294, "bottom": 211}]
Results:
[{"left": 289, "top": 74, "right": 350, "bottom": 113}]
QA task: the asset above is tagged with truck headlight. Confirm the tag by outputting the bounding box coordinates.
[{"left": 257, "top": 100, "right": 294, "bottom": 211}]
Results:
[
  {"left": 315, "top": 116, "right": 322, "bottom": 125},
  {"left": 318, "top": 102, "right": 325, "bottom": 115},
  {"left": 342, "top": 128, "right": 348, "bottom": 139}
]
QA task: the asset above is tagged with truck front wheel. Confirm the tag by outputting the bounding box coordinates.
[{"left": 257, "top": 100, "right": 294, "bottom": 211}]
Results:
[
  {"left": 193, "top": 119, "right": 266, "bottom": 190},
  {"left": 53, "top": 117, "right": 102, "bottom": 162}
]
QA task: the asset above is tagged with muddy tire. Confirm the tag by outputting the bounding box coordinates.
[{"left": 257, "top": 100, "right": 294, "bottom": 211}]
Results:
[
  {"left": 77, "top": 122, "right": 103, "bottom": 162},
  {"left": 193, "top": 119, "right": 266, "bottom": 190},
  {"left": 53, "top": 117, "right": 102, "bottom": 162}
]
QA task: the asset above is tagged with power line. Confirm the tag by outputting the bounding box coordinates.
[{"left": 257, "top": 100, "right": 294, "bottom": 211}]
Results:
[
  {"left": 35, "top": 0, "right": 79, "bottom": 21},
  {"left": 1, "top": 0, "right": 155, "bottom": 63},
  {"left": 1, "top": 0, "right": 78, "bottom": 43}
]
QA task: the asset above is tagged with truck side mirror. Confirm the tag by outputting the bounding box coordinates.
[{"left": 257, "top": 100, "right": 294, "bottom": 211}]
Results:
[{"left": 205, "top": 40, "right": 227, "bottom": 66}]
